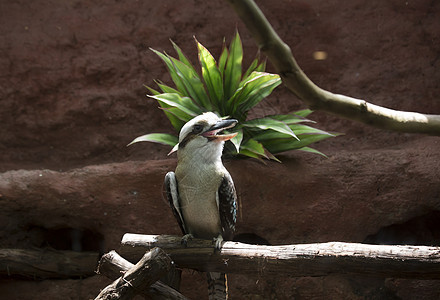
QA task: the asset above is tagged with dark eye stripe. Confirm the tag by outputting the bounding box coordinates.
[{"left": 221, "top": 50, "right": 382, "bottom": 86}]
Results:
[
  {"left": 179, "top": 120, "right": 210, "bottom": 149},
  {"left": 179, "top": 133, "right": 196, "bottom": 149}
]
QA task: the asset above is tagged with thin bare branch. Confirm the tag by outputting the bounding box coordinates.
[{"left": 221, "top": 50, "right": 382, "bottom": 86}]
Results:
[{"left": 225, "top": 0, "right": 440, "bottom": 135}]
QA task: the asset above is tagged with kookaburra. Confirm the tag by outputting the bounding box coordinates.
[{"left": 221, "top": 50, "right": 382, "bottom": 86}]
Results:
[{"left": 164, "top": 112, "right": 238, "bottom": 300}]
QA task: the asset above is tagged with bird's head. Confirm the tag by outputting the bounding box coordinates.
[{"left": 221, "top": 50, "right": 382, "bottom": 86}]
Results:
[{"left": 171, "top": 112, "right": 238, "bottom": 162}]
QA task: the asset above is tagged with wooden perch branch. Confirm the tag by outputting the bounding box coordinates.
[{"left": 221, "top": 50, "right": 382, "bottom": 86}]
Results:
[
  {"left": 95, "top": 248, "right": 172, "bottom": 300},
  {"left": 120, "top": 234, "right": 440, "bottom": 279},
  {"left": 0, "top": 248, "right": 98, "bottom": 279},
  {"left": 226, "top": 0, "right": 440, "bottom": 135},
  {"left": 97, "top": 250, "right": 188, "bottom": 300}
]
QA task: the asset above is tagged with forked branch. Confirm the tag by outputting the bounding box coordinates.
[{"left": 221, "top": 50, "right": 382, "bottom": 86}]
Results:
[
  {"left": 225, "top": 0, "right": 440, "bottom": 135},
  {"left": 97, "top": 250, "right": 188, "bottom": 300},
  {"left": 95, "top": 248, "right": 172, "bottom": 300}
]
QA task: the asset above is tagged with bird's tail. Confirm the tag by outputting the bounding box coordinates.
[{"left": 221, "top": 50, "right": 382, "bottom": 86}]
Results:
[{"left": 207, "top": 272, "right": 228, "bottom": 300}]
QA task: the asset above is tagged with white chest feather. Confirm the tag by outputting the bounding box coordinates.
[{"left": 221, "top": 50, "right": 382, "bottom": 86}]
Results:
[{"left": 175, "top": 155, "right": 225, "bottom": 239}]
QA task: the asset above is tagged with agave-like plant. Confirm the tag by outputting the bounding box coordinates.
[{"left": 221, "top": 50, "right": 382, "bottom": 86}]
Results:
[{"left": 129, "top": 32, "right": 336, "bottom": 160}]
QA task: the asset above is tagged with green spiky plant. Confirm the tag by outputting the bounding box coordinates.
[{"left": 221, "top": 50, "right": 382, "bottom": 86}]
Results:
[{"left": 129, "top": 32, "right": 336, "bottom": 160}]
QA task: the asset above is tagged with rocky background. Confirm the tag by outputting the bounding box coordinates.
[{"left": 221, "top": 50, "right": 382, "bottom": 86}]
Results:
[{"left": 0, "top": 0, "right": 439, "bottom": 299}]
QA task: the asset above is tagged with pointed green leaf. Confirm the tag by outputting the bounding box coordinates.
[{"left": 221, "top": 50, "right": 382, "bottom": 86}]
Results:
[
  {"left": 145, "top": 85, "right": 160, "bottom": 96},
  {"left": 238, "top": 148, "right": 264, "bottom": 160},
  {"left": 262, "top": 133, "right": 334, "bottom": 154},
  {"left": 197, "top": 39, "right": 224, "bottom": 108},
  {"left": 256, "top": 59, "right": 266, "bottom": 72},
  {"left": 253, "top": 124, "right": 334, "bottom": 142},
  {"left": 160, "top": 106, "right": 193, "bottom": 123},
  {"left": 240, "top": 138, "right": 268, "bottom": 159},
  {"left": 155, "top": 81, "right": 182, "bottom": 95},
  {"left": 150, "top": 48, "right": 210, "bottom": 110},
  {"left": 242, "top": 57, "right": 259, "bottom": 80},
  {"left": 237, "top": 68, "right": 261, "bottom": 88},
  {"left": 147, "top": 88, "right": 185, "bottom": 130},
  {"left": 224, "top": 31, "right": 243, "bottom": 100},
  {"left": 298, "top": 146, "right": 328, "bottom": 157},
  {"left": 288, "top": 124, "right": 334, "bottom": 136},
  {"left": 218, "top": 40, "right": 228, "bottom": 76},
  {"left": 150, "top": 48, "right": 187, "bottom": 95},
  {"left": 229, "top": 72, "right": 281, "bottom": 113},
  {"left": 269, "top": 114, "right": 314, "bottom": 125},
  {"left": 238, "top": 73, "right": 281, "bottom": 112},
  {"left": 251, "top": 129, "right": 291, "bottom": 141},
  {"left": 168, "top": 56, "right": 211, "bottom": 110},
  {"left": 127, "top": 133, "right": 178, "bottom": 147},
  {"left": 294, "top": 109, "right": 313, "bottom": 118},
  {"left": 229, "top": 128, "right": 243, "bottom": 153},
  {"left": 149, "top": 93, "right": 202, "bottom": 117},
  {"left": 264, "top": 150, "right": 281, "bottom": 163},
  {"left": 170, "top": 39, "right": 196, "bottom": 71},
  {"left": 242, "top": 117, "right": 299, "bottom": 140}
]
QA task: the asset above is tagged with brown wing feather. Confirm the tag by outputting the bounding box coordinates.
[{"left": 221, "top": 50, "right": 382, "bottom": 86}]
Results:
[{"left": 217, "top": 172, "right": 237, "bottom": 240}]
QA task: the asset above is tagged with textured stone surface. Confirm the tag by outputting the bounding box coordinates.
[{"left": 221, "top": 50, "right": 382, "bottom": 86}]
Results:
[
  {"left": 0, "top": 0, "right": 439, "bottom": 299},
  {"left": 1, "top": 141, "right": 440, "bottom": 298}
]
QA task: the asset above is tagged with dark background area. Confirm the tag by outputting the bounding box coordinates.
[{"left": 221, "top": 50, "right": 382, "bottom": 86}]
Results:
[{"left": 0, "top": 0, "right": 439, "bottom": 298}]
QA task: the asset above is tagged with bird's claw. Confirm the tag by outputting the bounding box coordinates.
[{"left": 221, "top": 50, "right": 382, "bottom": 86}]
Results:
[
  {"left": 213, "top": 235, "right": 224, "bottom": 251},
  {"left": 181, "top": 234, "right": 194, "bottom": 247}
]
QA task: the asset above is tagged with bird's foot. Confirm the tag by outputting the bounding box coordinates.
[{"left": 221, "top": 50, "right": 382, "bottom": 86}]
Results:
[
  {"left": 213, "top": 235, "right": 224, "bottom": 251},
  {"left": 181, "top": 234, "right": 194, "bottom": 247}
]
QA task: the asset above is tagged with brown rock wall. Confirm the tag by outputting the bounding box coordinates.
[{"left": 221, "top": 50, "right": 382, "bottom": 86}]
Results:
[{"left": 0, "top": 0, "right": 439, "bottom": 298}]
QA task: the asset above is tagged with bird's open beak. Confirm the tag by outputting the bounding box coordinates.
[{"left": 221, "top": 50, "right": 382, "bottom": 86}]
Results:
[{"left": 202, "top": 119, "right": 238, "bottom": 142}]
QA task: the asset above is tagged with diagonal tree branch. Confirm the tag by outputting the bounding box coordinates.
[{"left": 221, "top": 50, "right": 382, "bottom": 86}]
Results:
[
  {"left": 225, "top": 0, "right": 440, "bottom": 135},
  {"left": 97, "top": 250, "right": 188, "bottom": 300},
  {"left": 94, "top": 248, "right": 173, "bottom": 300}
]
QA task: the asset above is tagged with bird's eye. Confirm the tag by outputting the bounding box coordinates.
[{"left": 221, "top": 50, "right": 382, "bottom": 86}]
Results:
[{"left": 193, "top": 124, "right": 203, "bottom": 134}]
